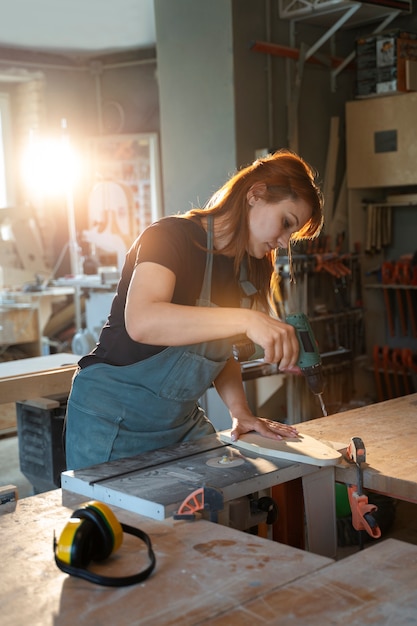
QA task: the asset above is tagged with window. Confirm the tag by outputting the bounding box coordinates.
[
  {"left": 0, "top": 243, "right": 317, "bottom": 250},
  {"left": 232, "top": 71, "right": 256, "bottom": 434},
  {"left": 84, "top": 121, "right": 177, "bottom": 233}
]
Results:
[{"left": 0, "top": 93, "right": 14, "bottom": 208}]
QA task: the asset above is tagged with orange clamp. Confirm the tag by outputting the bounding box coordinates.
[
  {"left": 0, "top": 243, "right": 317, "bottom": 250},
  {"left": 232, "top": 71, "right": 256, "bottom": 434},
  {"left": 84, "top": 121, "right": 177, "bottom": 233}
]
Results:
[{"left": 347, "top": 487, "right": 381, "bottom": 539}]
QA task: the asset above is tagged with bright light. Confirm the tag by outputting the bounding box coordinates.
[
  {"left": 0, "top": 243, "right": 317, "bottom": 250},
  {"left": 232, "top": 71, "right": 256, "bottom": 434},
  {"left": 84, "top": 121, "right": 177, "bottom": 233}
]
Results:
[
  {"left": 20, "top": 121, "right": 84, "bottom": 279},
  {"left": 0, "top": 110, "right": 6, "bottom": 207},
  {"left": 21, "top": 126, "right": 81, "bottom": 197}
]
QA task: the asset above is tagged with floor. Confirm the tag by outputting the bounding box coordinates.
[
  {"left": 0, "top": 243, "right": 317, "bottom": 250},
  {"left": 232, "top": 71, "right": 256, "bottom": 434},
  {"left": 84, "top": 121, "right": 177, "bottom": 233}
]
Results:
[
  {"left": 0, "top": 434, "right": 34, "bottom": 499},
  {"left": 1, "top": 431, "right": 417, "bottom": 561}
]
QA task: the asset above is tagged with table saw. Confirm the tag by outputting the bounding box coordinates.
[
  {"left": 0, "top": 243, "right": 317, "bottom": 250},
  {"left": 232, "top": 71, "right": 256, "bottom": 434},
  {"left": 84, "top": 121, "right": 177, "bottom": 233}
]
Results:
[{"left": 61, "top": 432, "right": 339, "bottom": 557}]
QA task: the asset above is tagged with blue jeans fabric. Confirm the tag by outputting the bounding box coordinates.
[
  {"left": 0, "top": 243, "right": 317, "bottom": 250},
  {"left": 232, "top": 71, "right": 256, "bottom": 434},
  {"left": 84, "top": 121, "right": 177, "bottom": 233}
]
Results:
[{"left": 65, "top": 346, "right": 224, "bottom": 469}]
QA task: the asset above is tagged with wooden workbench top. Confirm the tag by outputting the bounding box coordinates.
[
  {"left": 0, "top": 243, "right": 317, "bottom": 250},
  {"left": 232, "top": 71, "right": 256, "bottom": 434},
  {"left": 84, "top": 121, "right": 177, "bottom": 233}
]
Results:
[
  {"left": 204, "top": 537, "right": 417, "bottom": 625},
  {"left": 297, "top": 393, "right": 417, "bottom": 502},
  {"left": 1, "top": 490, "right": 332, "bottom": 626},
  {"left": 0, "top": 353, "right": 78, "bottom": 405},
  {"left": 3, "top": 489, "right": 416, "bottom": 625}
]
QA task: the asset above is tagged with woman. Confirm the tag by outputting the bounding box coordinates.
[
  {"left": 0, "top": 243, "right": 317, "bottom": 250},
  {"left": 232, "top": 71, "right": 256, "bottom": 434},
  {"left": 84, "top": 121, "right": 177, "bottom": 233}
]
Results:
[{"left": 65, "top": 149, "right": 324, "bottom": 470}]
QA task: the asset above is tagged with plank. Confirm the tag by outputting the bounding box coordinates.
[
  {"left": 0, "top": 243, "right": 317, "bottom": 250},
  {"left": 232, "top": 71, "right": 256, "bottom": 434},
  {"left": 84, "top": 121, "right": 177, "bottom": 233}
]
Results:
[
  {"left": 0, "top": 353, "right": 78, "bottom": 404},
  {"left": 1, "top": 490, "right": 332, "bottom": 626},
  {"left": 297, "top": 393, "right": 417, "bottom": 502},
  {"left": 0, "top": 353, "right": 78, "bottom": 377},
  {"left": 219, "top": 430, "right": 342, "bottom": 466},
  {"left": 204, "top": 538, "right": 417, "bottom": 625}
]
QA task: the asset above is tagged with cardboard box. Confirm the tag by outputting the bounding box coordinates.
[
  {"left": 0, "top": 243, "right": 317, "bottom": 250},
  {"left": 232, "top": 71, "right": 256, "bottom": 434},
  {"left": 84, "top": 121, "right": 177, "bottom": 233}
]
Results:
[{"left": 356, "top": 31, "right": 417, "bottom": 97}]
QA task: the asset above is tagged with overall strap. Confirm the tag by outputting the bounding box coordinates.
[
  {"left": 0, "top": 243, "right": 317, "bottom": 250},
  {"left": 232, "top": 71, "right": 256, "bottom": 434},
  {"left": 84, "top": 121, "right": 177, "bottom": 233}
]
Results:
[
  {"left": 239, "top": 255, "right": 258, "bottom": 309},
  {"left": 198, "top": 215, "right": 214, "bottom": 305}
]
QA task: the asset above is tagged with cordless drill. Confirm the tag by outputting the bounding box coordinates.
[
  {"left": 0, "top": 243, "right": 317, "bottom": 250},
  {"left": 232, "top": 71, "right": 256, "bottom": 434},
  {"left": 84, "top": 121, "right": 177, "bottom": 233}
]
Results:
[{"left": 232, "top": 312, "right": 327, "bottom": 417}]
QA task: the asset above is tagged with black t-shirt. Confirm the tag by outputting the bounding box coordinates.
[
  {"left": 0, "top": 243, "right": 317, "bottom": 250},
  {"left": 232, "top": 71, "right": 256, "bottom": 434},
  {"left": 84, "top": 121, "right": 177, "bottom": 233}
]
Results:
[{"left": 79, "top": 216, "right": 240, "bottom": 367}]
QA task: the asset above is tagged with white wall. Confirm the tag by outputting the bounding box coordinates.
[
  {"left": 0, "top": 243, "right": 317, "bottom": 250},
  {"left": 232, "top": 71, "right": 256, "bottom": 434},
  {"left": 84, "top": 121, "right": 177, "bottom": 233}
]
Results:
[
  {"left": 0, "top": 93, "right": 15, "bottom": 207},
  {"left": 154, "top": 0, "right": 237, "bottom": 214}
]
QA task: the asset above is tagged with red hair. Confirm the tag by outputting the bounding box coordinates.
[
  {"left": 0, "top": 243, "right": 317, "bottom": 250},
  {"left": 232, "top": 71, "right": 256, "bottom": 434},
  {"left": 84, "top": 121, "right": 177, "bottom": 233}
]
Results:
[{"left": 184, "top": 149, "right": 324, "bottom": 311}]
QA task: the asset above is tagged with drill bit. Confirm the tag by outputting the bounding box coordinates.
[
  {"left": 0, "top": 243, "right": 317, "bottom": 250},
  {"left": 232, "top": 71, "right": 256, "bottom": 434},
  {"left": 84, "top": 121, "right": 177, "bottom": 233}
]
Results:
[{"left": 317, "top": 393, "right": 328, "bottom": 417}]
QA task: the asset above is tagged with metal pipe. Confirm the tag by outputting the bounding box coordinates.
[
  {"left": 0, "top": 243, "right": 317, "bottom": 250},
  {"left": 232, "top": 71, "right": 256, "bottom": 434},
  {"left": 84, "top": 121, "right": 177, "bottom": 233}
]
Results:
[{"left": 0, "top": 55, "right": 156, "bottom": 73}]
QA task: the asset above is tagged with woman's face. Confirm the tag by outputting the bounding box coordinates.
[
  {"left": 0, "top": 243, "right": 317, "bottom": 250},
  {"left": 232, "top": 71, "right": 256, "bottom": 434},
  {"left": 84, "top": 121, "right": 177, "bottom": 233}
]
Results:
[{"left": 247, "top": 193, "right": 312, "bottom": 259}]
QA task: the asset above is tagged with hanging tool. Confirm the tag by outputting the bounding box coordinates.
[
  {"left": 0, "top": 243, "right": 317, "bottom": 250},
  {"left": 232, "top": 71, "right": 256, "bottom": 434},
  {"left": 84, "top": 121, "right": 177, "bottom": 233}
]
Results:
[
  {"left": 392, "top": 261, "right": 408, "bottom": 337},
  {"left": 232, "top": 312, "right": 327, "bottom": 417},
  {"left": 382, "top": 345, "right": 393, "bottom": 400},
  {"left": 381, "top": 261, "right": 396, "bottom": 337},
  {"left": 400, "top": 348, "right": 416, "bottom": 395},
  {"left": 373, "top": 345, "right": 384, "bottom": 402},
  {"left": 396, "top": 259, "right": 417, "bottom": 338},
  {"left": 345, "top": 437, "right": 381, "bottom": 550},
  {"left": 391, "top": 348, "right": 403, "bottom": 397}
]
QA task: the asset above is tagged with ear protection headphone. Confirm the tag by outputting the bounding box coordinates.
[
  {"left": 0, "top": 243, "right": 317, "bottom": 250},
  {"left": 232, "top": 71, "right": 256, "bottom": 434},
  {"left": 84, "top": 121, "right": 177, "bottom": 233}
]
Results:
[{"left": 54, "top": 501, "right": 156, "bottom": 587}]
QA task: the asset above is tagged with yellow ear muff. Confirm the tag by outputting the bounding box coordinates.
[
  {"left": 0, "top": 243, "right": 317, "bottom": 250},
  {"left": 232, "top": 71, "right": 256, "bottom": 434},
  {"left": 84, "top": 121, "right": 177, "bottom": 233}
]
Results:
[
  {"left": 55, "top": 501, "right": 123, "bottom": 567},
  {"left": 54, "top": 501, "right": 156, "bottom": 587},
  {"left": 85, "top": 501, "right": 124, "bottom": 552},
  {"left": 55, "top": 517, "right": 88, "bottom": 566}
]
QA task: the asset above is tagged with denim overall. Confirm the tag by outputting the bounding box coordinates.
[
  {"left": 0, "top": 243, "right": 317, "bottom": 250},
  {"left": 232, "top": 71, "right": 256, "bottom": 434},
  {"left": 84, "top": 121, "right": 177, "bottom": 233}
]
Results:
[{"left": 65, "top": 217, "right": 234, "bottom": 470}]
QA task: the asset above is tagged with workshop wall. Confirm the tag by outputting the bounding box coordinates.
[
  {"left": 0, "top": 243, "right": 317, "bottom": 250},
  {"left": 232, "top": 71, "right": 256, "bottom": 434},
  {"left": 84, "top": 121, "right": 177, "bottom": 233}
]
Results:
[
  {"left": 154, "top": 0, "right": 358, "bottom": 216},
  {"left": 2, "top": 2, "right": 416, "bottom": 225},
  {"left": 1, "top": 0, "right": 417, "bottom": 405},
  {"left": 154, "top": 0, "right": 237, "bottom": 215}
]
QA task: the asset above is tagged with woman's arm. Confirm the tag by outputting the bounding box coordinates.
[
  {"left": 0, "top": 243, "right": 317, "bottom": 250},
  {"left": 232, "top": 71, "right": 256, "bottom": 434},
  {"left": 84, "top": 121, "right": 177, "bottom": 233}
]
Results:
[
  {"left": 213, "top": 357, "right": 299, "bottom": 441},
  {"left": 125, "top": 261, "right": 299, "bottom": 368}
]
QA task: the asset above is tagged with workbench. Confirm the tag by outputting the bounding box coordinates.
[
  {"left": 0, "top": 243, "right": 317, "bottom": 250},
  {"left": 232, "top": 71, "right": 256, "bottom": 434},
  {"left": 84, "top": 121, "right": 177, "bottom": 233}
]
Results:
[
  {"left": 60, "top": 393, "right": 417, "bottom": 560},
  {"left": 2, "top": 489, "right": 416, "bottom": 625},
  {"left": 0, "top": 353, "right": 78, "bottom": 406},
  {"left": 61, "top": 433, "right": 338, "bottom": 558},
  {"left": 0, "top": 287, "right": 75, "bottom": 356},
  {"left": 206, "top": 535, "right": 417, "bottom": 625},
  {"left": 298, "top": 392, "right": 417, "bottom": 503}
]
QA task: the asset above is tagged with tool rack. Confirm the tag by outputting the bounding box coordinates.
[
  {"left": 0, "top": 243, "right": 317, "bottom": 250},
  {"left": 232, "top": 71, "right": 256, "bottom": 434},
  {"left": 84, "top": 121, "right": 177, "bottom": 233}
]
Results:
[
  {"left": 275, "top": 249, "right": 365, "bottom": 420},
  {"left": 346, "top": 93, "right": 417, "bottom": 403}
]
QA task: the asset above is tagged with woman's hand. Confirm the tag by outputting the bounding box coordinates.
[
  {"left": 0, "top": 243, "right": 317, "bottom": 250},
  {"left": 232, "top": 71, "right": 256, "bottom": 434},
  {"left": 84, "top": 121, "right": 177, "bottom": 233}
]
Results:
[
  {"left": 245, "top": 312, "right": 299, "bottom": 369},
  {"left": 229, "top": 408, "right": 299, "bottom": 443},
  {"left": 214, "top": 357, "right": 298, "bottom": 443},
  {"left": 126, "top": 262, "right": 300, "bottom": 374}
]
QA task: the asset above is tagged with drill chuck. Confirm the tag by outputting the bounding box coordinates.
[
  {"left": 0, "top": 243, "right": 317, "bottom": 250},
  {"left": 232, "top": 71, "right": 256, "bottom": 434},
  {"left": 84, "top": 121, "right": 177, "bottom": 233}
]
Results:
[
  {"left": 301, "top": 362, "right": 325, "bottom": 396},
  {"left": 284, "top": 313, "right": 325, "bottom": 399}
]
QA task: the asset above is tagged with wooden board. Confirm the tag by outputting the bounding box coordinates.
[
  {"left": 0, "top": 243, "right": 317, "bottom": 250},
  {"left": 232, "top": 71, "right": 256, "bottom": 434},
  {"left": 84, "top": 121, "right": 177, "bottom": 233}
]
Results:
[
  {"left": 3, "top": 490, "right": 416, "bottom": 625},
  {"left": 0, "top": 305, "right": 39, "bottom": 345},
  {"left": 297, "top": 393, "right": 417, "bottom": 502},
  {"left": 0, "top": 402, "right": 17, "bottom": 435},
  {"left": 1, "top": 490, "right": 333, "bottom": 626},
  {"left": 0, "top": 353, "right": 78, "bottom": 405},
  {"left": 346, "top": 93, "right": 417, "bottom": 188},
  {"left": 219, "top": 430, "right": 342, "bottom": 466},
  {"left": 206, "top": 538, "right": 417, "bottom": 625}
]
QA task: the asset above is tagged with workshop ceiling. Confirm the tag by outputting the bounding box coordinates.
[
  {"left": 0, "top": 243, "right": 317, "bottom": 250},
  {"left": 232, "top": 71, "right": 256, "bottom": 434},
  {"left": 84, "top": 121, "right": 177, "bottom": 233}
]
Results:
[{"left": 0, "top": 0, "right": 156, "bottom": 54}]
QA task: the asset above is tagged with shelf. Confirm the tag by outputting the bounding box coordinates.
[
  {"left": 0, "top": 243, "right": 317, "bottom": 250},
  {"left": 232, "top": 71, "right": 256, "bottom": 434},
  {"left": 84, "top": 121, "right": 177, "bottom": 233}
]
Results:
[
  {"left": 278, "top": 0, "right": 410, "bottom": 26},
  {"left": 275, "top": 0, "right": 408, "bottom": 90},
  {"left": 366, "top": 283, "right": 417, "bottom": 289}
]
